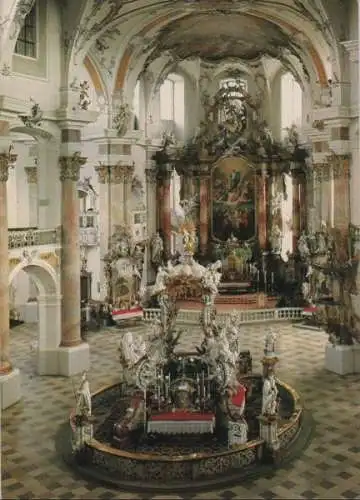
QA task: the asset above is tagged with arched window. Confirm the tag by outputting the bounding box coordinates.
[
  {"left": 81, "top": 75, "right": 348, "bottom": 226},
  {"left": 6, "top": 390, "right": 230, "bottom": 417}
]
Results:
[
  {"left": 280, "top": 72, "right": 302, "bottom": 256},
  {"left": 132, "top": 80, "right": 140, "bottom": 130},
  {"left": 160, "top": 78, "right": 175, "bottom": 121},
  {"left": 15, "top": 2, "right": 37, "bottom": 58},
  {"left": 159, "top": 73, "right": 185, "bottom": 138},
  {"left": 280, "top": 72, "right": 302, "bottom": 138}
]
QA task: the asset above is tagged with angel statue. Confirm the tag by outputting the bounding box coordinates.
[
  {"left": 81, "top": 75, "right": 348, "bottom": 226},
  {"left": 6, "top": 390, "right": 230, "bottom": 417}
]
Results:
[
  {"left": 19, "top": 98, "right": 43, "bottom": 128},
  {"left": 298, "top": 231, "right": 310, "bottom": 260},
  {"left": 262, "top": 372, "right": 279, "bottom": 417},
  {"left": 270, "top": 223, "right": 282, "bottom": 254},
  {"left": 152, "top": 265, "right": 169, "bottom": 295},
  {"left": 113, "top": 102, "right": 131, "bottom": 136},
  {"left": 118, "top": 331, "right": 147, "bottom": 369},
  {"left": 150, "top": 232, "right": 163, "bottom": 267},
  {"left": 202, "top": 260, "right": 222, "bottom": 295},
  {"left": 75, "top": 371, "right": 92, "bottom": 421},
  {"left": 79, "top": 81, "right": 91, "bottom": 110}
]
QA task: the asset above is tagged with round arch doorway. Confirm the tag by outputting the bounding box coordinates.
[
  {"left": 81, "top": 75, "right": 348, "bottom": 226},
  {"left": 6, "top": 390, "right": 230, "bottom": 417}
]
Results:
[{"left": 9, "top": 257, "right": 61, "bottom": 376}]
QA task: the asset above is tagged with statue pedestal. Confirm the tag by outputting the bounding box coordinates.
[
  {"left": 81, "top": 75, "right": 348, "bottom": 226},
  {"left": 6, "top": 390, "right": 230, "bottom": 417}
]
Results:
[
  {"left": 262, "top": 355, "right": 279, "bottom": 377},
  {"left": 228, "top": 419, "right": 248, "bottom": 446},
  {"left": 258, "top": 415, "right": 280, "bottom": 461},
  {"left": 72, "top": 422, "right": 93, "bottom": 452},
  {"left": 0, "top": 368, "right": 21, "bottom": 409}
]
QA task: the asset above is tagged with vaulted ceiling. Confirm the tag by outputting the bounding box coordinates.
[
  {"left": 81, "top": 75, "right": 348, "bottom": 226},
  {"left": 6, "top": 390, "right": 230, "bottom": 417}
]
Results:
[{"left": 56, "top": 0, "right": 342, "bottom": 91}]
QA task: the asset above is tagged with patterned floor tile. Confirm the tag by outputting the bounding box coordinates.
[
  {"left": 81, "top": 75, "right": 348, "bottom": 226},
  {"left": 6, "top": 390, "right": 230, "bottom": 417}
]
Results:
[{"left": 2, "top": 322, "right": 360, "bottom": 499}]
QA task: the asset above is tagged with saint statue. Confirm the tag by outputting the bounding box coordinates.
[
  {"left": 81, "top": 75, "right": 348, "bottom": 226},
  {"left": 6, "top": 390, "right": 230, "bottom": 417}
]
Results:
[
  {"left": 151, "top": 232, "right": 163, "bottom": 266},
  {"left": 298, "top": 231, "right": 310, "bottom": 260},
  {"left": 264, "top": 328, "right": 277, "bottom": 357},
  {"left": 75, "top": 371, "right": 92, "bottom": 420},
  {"left": 262, "top": 373, "right": 279, "bottom": 417},
  {"left": 153, "top": 265, "right": 169, "bottom": 295},
  {"left": 119, "top": 331, "right": 147, "bottom": 368}
]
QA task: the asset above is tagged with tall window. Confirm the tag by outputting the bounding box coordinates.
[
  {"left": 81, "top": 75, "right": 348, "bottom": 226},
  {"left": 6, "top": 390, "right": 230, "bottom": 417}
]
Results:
[
  {"left": 159, "top": 73, "right": 185, "bottom": 138},
  {"left": 132, "top": 80, "right": 140, "bottom": 130},
  {"left": 160, "top": 78, "right": 175, "bottom": 121},
  {"left": 15, "top": 3, "right": 37, "bottom": 58},
  {"left": 280, "top": 72, "right": 302, "bottom": 138}
]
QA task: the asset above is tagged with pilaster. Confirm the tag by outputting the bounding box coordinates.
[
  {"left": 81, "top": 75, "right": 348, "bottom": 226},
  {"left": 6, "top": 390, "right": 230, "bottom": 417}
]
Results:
[{"left": 24, "top": 166, "right": 38, "bottom": 227}]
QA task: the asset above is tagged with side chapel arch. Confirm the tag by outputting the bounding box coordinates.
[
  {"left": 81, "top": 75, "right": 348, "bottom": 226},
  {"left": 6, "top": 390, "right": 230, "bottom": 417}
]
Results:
[{"left": 9, "top": 257, "right": 61, "bottom": 367}]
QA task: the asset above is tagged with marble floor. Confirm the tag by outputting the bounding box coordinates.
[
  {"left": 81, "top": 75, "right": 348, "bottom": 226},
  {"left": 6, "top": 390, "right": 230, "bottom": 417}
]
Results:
[{"left": 2, "top": 321, "right": 360, "bottom": 499}]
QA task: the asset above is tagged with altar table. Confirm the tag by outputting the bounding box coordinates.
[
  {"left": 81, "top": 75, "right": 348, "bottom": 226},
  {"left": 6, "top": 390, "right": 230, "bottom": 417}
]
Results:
[
  {"left": 147, "top": 411, "right": 215, "bottom": 435},
  {"left": 112, "top": 306, "right": 143, "bottom": 322}
]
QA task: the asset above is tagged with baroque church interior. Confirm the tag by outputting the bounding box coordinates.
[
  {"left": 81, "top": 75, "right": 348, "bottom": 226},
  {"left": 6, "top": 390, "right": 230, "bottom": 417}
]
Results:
[{"left": 1, "top": 0, "right": 360, "bottom": 498}]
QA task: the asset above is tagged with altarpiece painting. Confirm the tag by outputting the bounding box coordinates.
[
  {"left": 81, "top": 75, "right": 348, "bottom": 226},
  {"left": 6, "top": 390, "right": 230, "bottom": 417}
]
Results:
[{"left": 211, "top": 157, "right": 256, "bottom": 242}]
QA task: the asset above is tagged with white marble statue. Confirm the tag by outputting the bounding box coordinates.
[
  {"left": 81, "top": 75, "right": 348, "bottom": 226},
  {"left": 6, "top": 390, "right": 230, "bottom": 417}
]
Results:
[
  {"left": 262, "top": 374, "right": 279, "bottom": 416},
  {"left": 119, "top": 331, "right": 147, "bottom": 368},
  {"left": 270, "top": 223, "right": 282, "bottom": 254},
  {"left": 202, "top": 260, "right": 222, "bottom": 295},
  {"left": 264, "top": 328, "right": 277, "bottom": 357},
  {"left": 151, "top": 232, "right": 163, "bottom": 265},
  {"left": 75, "top": 371, "right": 92, "bottom": 419},
  {"left": 152, "top": 265, "right": 169, "bottom": 295},
  {"left": 298, "top": 231, "right": 310, "bottom": 260}
]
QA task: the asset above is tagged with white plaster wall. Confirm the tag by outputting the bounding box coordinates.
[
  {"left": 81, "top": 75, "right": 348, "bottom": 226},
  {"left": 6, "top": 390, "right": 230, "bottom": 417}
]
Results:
[
  {"left": 3, "top": 0, "right": 62, "bottom": 109},
  {"left": 7, "top": 157, "right": 18, "bottom": 229},
  {"left": 86, "top": 247, "right": 101, "bottom": 300}
]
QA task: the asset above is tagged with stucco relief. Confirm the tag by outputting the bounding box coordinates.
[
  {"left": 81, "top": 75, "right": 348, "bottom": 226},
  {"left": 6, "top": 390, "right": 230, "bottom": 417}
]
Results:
[{"left": 40, "top": 252, "right": 60, "bottom": 271}]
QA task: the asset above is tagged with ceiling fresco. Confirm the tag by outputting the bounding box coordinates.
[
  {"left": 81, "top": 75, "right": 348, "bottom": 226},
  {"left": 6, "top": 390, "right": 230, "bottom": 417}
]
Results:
[{"left": 148, "top": 12, "right": 293, "bottom": 62}]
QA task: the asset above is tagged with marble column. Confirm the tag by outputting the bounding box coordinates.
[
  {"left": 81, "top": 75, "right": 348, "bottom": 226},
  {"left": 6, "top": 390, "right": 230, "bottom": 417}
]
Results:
[
  {"left": 59, "top": 153, "right": 86, "bottom": 347},
  {"left": 257, "top": 164, "right": 268, "bottom": 250},
  {"left": 124, "top": 164, "right": 135, "bottom": 225},
  {"left": 95, "top": 164, "right": 110, "bottom": 299},
  {"left": 24, "top": 166, "right": 38, "bottom": 227},
  {"left": 160, "top": 166, "right": 173, "bottom": 259},
  {"left": 292, "top": 168, "right": 301, "bottom": 250},
  {"left": 333, "top": 155, "right": 350, "bottom": 231},
  {"left": 299, "top": 171, "right": 307, "bottom": 233},
  {"left": 146, "top": 167, "right": 157, "bottom": 283},
  {"left": 199, "top": 163, "right": 211, "bottom": 256},
  {"left": 0, "top": 153, "right": 12, "bottom": 373}
]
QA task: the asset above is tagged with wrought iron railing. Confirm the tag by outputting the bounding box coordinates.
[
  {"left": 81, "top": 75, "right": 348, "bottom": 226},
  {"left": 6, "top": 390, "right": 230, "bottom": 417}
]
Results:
[
  {"left": 143, "top": 307, "right": 303, "bottom": 325},
  {"left": 8, "top": 227, "right": 61, "bottom": 249}
]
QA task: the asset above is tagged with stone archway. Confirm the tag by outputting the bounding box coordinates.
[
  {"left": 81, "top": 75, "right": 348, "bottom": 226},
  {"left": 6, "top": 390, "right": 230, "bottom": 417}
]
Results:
[{"left": 9, "top": 258, "right": 61, "bottom": 375}]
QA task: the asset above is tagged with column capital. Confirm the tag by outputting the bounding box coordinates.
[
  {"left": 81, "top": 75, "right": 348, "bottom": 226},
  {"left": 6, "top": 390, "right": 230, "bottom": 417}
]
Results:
[
  {"left": 59, "top": 152, "right": 87, "bottom": 182},
  {"left": 111, "top": 164, "right": 127, "bottom": 184},
  {"left": 123, "top": 164, "right": 135, "bottom": 182},
  {"left": 145, "top": 168, "right": 157, "bottom": 184},
  {"left": 0, "top": 152, "right": 17, "bottom": 182},
  {"left": 24, "top": 166, "right": 38, "bottom": 184},
  {"left": 95, "top": 163, "right": 109, "bottom": 184}
]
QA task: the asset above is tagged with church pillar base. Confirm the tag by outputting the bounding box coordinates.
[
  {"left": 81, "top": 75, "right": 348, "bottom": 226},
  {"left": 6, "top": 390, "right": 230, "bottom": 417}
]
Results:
[
  {"left": 0, "top": 368, "right": 21, "bottom": 410},
  {"left": 55, "top": 343, "right": 90, "bottom": 377},
  {"left": 325, "top": 343, "right": 355, "bottom": 375}
]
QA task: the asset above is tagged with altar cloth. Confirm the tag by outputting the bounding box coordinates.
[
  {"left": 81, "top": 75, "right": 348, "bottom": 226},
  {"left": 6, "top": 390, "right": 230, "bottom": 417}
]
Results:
[
  {"left": 148, "top": 411, "right": 215, "bottom": 434},
  {"left": 112, "top": 307, "right": 143, "bottom": 321}
]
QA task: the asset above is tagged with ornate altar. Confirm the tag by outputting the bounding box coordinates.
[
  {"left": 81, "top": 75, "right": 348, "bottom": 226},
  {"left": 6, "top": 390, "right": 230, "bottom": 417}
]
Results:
[
  {"left": 212, "top": 157, "right": 256, "bottom": 243},
  {"left": 103, "top": 224, "right": 145, "bottom": 321}
]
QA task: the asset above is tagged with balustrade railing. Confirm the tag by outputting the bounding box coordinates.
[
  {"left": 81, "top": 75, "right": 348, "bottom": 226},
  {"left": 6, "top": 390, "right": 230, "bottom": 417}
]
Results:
[
  {"left": 8, "top": 227, "right": 61, "bottom": 249},
  {"left": 143, "top": 307, "right": 303, "bottom": 325}
]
